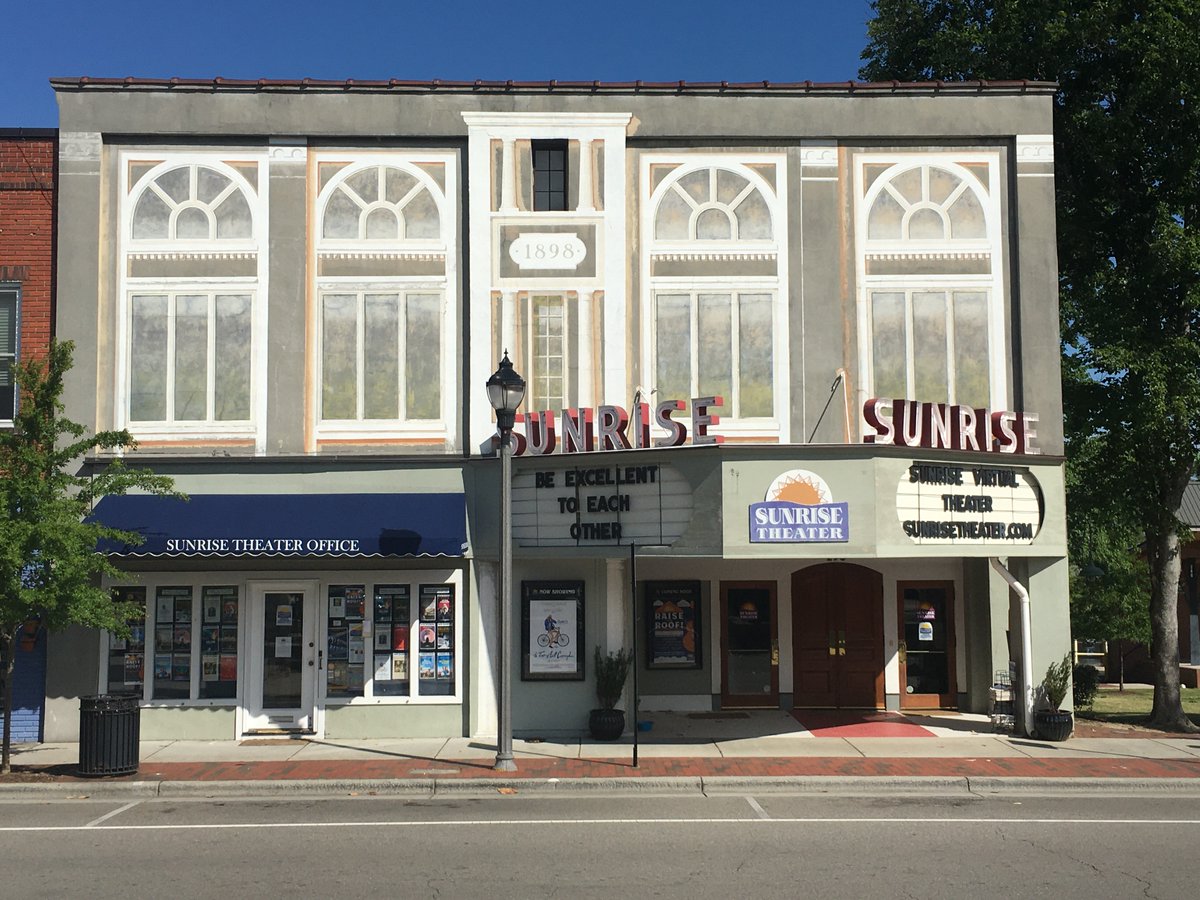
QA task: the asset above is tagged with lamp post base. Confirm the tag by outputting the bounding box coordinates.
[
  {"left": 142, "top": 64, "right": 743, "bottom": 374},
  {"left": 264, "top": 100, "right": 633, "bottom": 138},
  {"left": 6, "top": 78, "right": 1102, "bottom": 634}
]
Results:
[{"left": 493, "top": 753, "right": 518, "bottom": 772}]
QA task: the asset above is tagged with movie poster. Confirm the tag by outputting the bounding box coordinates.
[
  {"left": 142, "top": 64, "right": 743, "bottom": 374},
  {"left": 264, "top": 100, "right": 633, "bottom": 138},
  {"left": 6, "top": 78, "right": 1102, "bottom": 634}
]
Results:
[
  {"left": 522, "top": 581, "right": 584, "bottom": 680},
  {"left": 646, "top": 581, "right": 702, "bottom": 669}
]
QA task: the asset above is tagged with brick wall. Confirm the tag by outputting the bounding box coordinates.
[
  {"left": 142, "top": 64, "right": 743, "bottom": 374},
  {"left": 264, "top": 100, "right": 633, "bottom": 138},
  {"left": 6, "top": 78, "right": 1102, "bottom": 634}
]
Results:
[
  {"left": 0, "top": 635, "right": 47, "bottom": 743},
  {"left": 0, "top": 131, "right": 56, "bottom": 362},
  {"left": 0, "top": 131, "right": 55, "bottom": 743}
]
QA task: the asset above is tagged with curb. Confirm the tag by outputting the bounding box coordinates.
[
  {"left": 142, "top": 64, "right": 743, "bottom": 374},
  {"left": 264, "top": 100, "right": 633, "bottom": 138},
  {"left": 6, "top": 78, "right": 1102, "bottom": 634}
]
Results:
[{"left": 5, "top": 774, "right": 1200, "bottom": 800}]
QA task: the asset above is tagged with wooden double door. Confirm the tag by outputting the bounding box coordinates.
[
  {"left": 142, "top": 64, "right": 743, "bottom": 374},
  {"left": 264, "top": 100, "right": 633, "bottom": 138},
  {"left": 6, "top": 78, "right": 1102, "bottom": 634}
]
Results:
[{"left": 792, "top": 563, "right": 884, "bottom": 708}]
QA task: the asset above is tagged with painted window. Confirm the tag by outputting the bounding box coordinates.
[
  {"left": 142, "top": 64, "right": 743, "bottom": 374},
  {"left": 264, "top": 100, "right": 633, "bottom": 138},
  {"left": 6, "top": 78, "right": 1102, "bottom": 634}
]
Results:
[
  {"left": 120, "top": 155, "right": 265, "bottom": 445},
  {"left": 643, "top": 157, "right": 787, "bottom": 438},
  {"left": 528, "top": 294, "right": 567, "bottom": 412},
  {"left": 319, "top": 291, "right": 441, "bottom": 422},
  {"left": 0, "top": 287, "right": 16, "bottom": 423},
  {"left": 314, "top": 157, "right": 455, "bottom": 444},
  {"left": 856, "top": 156, "right": 1004, "bottom": 410}
]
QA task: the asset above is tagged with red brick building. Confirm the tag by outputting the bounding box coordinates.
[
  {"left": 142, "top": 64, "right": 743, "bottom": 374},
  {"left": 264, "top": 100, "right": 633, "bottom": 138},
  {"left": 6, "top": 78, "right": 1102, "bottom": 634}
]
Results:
[
  {"left": 0, "top": 127, "right": 56, "bottom": 743},
  {"left": 1, "top": 128, "right": 56, "bottom": 423}
]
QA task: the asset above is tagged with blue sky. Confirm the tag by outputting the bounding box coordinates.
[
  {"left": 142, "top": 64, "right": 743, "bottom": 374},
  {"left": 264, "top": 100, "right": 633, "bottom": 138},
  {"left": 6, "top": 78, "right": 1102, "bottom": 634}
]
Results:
[{"left": 0, "top": 0, "right": 875, "bottom": 127}]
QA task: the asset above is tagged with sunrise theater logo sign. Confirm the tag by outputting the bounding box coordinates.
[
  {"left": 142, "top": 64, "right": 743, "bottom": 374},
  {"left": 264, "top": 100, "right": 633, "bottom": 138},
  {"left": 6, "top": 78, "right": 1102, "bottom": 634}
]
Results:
[{"left": 750, "top": 470, "right": 849, "bottom": 543}]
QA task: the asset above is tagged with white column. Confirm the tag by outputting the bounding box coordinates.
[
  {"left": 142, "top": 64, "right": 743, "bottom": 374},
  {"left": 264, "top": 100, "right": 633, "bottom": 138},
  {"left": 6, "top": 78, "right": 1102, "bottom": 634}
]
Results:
[
  {"left": 602, "top": 135, "right": 627, "bottom": 405},
  {"left": 501, "top": 291, "right": 517, "bottom": 361},
  {"left": 576, "top": 138, "right": 595, "bottom": 212},
  {"left": 576, "top": 291, "right": 594, "bottom": 407},
  {"left": 606, "top": 557, "right": 626, "bottom": 650},
  {"left": 475, "top": 561, "right": 499, "bottom": 737},
  {"left": 500, "top": 139, "right": 518, "bottom": 213}
]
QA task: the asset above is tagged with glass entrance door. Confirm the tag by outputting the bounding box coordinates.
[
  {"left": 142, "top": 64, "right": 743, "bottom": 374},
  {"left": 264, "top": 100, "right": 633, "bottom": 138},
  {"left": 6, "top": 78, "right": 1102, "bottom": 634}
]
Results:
[
  {"left": 720, "top": 582, "right": 778, "bottom": 707},
  {"left": 244, "top": 584, "right": 317, "bottom": 733},
  {"left": 898, "top": 582, "right": 957, "bottom": 708}
]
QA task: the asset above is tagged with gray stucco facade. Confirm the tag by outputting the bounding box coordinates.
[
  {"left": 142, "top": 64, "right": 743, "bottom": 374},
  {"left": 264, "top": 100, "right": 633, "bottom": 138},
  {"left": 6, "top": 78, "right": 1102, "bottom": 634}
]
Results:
[{"left": 46, "top": 78, "right": 1067, "bottom": 741}]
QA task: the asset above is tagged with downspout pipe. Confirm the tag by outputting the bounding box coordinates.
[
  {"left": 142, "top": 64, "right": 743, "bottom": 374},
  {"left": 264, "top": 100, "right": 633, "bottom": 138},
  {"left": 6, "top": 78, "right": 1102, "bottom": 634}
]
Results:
[{"left": 989, "top": 557, "right": 1035, "bottom": 736}]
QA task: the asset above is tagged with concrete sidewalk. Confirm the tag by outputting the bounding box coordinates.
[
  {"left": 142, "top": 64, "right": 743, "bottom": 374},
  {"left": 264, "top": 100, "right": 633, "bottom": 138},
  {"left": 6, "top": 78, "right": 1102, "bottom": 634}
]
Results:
[{"left": 4, "top": 710, "right": 1200, "bottom": 797}]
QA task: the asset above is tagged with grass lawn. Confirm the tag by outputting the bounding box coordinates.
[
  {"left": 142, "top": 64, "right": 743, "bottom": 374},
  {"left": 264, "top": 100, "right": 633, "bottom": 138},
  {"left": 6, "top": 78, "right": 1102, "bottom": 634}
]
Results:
[{"left": 1079, "top": 686, "right": 1200, "bottom": 727}]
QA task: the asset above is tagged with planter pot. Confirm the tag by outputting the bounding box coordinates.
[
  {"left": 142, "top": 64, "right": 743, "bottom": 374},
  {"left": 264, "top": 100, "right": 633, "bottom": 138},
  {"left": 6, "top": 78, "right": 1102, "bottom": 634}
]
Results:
[
  {"left": 588, "top": 708, "right": 626, "bottom": 741},
  {"left": 1034, "top": 709, "right": 1073, "bottom": 742}
]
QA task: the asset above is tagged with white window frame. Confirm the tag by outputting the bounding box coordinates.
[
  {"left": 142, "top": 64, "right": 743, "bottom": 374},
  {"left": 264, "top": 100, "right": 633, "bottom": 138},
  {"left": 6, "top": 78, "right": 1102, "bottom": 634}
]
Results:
[
  {"left": 0, "top": 285, "right": 18, "bottom": 427},
  {"left": 99, "top": 569, "right": 464, "bottom": 711},
  {"left": 315, "top": 287, "right": 448, "bottom": 432},
  {"left": 525, "top": 292, "right": 570, "bottom": 412},
  {"left": 641, "top": 154, "right": 789, "bottom": 441},
  {"left": 312, "top": 153, "right": 457, "bottom": 445},
  {"left": 117, "top": 152, "right": 268, "bottom": 449},
  {"left": 854, "top": 152, "right": 1007, "bottom": 415},
  {"left": 319, "top": 570, "right": 464, "bottom": 706},
  {"left": 99, "top": 576, "right": 245, "bottom": 708}
]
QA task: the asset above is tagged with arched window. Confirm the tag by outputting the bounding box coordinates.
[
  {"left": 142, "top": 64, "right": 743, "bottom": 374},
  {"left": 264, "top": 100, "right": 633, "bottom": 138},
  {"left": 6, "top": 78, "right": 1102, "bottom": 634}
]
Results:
[
  {"left": 131, "top": 164, "right": 254, "bottom": 241},
  {"left": 653, "top": 167, "right": 774, "bottom": 242},
  {"left": 856, "top": 157, "right": 1003, "bottom": 412},
  {"left": 320, "top": 165, "right": 441, "bottom": 243},
  {"left": 643, "top": 158, "right": 787, "bottom": 437},
  {"left": 120, "top": 156, "right": 265, "bottom": 444},
  {"left": 313, "top": 158, "right": 454, "bottom": 441}
]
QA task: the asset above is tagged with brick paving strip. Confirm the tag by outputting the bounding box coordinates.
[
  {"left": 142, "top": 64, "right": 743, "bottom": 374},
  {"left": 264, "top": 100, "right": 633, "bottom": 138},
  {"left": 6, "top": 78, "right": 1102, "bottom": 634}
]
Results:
[{"left": 6, "top": 755, "right": 1200, "bottom": 784}]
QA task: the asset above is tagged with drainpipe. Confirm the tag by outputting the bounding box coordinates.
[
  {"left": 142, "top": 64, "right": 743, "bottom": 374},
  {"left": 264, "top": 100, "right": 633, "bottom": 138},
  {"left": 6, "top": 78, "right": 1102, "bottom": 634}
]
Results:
[{"left": 989, "top": 557, "right": 1035, "bottom": 736}]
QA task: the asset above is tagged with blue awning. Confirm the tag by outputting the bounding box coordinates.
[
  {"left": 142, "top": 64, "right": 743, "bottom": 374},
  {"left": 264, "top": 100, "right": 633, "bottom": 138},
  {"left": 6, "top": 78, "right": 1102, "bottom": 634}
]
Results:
[{"left": 91, "top": 493, "right": 467, "bottom": 558}]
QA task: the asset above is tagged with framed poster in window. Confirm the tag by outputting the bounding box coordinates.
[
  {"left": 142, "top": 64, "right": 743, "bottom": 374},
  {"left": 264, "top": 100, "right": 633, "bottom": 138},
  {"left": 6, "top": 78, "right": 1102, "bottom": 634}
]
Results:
[
  {"left": 522, "top": 581, "right": 584, "bottom": 681},
  {"left": 646, "top": 581, "right": 702, "bottom": 669}
]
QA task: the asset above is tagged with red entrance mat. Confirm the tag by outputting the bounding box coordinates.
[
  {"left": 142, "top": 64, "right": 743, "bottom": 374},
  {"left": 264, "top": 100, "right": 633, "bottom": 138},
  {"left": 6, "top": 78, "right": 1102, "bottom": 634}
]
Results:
[{"left": 791, "top": 710, "right": 935, "bottom": 738}]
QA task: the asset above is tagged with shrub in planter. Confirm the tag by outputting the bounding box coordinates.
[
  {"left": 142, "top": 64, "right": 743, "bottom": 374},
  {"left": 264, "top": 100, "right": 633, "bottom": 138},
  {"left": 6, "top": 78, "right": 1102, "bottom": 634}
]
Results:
[
  {"left": 589, "top": 646, "right": 632, "bottom": 741},
  {"left": 1034, "top": 652, "right": 1074, "bottom": 741}
]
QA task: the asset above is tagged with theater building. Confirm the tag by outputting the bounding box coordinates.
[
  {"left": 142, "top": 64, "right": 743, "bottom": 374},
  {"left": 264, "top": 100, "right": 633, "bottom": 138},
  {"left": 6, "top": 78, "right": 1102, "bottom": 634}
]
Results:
[{"left": 44, "top": 76, "right": 1068, "bottom": 741}]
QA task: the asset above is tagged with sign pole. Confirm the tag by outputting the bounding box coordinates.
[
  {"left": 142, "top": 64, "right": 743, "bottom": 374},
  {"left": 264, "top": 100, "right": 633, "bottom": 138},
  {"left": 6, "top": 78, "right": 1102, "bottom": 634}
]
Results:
[{"left": 630, "top": 541, "right": 639, "bottom": 768}]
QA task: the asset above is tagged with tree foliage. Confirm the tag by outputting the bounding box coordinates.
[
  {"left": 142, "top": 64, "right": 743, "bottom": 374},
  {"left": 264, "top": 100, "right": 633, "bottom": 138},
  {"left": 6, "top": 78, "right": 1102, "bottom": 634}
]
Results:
[
  {"left": 0, "top": 340, "right": 178, "bottom": 771},
  {"left": 863, "top": 0, "right": 1200, "bottom": 731}
]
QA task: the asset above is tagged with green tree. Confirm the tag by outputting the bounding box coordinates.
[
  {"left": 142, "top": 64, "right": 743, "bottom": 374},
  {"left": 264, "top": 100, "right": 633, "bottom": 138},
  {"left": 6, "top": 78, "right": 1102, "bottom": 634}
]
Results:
[
  {"left": 0, "top": 340, "right": 177, "bottom": 772},
  {"left": 862, "top": 0, "right": 1200, "bottom": 731}
]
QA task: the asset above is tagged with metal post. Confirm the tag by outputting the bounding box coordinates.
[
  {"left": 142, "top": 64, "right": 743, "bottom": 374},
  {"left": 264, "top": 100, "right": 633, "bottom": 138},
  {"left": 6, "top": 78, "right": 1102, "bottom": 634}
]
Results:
[
  {"left": 630, "top": 542, "right": 639, "bottom": 768},
  {"left": 495, "top": 431, "right": 517, "bottom": 771}
]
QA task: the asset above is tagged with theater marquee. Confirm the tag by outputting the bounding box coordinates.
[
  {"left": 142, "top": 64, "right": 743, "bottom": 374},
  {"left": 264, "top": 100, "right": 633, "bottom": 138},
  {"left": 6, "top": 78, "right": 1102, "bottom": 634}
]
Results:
[{"left": 896, "top": 462, "right": 1043, "bottom": 545}]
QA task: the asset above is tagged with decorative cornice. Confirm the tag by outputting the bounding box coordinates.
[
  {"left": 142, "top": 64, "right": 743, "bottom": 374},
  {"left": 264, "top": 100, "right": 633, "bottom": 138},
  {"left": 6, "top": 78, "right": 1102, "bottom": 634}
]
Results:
[
  {"left": 318, "top": 250, "right": 446, "bottom": 261},
  {"left": 127, "top": 251, "right": 257, "bottom": 260},
  {"left": 652, "top": 251, "right": 777, "bottom": 262},
  {"left": 59, "top": 131, "right": 101, "bottom": 162},
  {"left": 799, "top": 143, "right": 837, "bottom": 168},
  {"left": 865, "top": 250, "right": 991, "bottom": 260},
  {"left": 1015, "top": 134, "right": 1054, "bottom": 164}
]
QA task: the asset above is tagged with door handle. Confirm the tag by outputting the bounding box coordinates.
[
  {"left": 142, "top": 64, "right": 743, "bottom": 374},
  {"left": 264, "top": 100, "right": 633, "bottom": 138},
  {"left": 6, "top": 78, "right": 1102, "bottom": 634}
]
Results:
[
  {"left": 838, "top": 630, "right": 846, "bottom": 656},
  {"left": 898, "top": 640, "right": 907, "bottom": 663},
  {"left": 318, "top": 649, "right": 325, "bottom": 671},
  {"left": 770, "top": 639, "right": 779, "bottom": 667},
  {"left": 828, "top": 629, "right": 837, "bottom": 657}
]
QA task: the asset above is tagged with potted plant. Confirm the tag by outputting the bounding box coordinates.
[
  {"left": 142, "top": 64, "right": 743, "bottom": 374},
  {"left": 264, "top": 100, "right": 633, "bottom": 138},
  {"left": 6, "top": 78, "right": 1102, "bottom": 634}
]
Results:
[
  {"left": 589, "top": 646, "right": 633, "bottom": 740},
  {"left": 1034, "top": 652, "right": 1074, "bottom": 741}
]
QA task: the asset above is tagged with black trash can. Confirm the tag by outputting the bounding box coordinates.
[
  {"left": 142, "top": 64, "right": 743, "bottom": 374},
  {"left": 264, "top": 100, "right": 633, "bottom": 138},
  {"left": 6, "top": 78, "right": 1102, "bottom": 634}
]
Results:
[{"left": 78, "top": 695, "right": 141, "bottom": 777}]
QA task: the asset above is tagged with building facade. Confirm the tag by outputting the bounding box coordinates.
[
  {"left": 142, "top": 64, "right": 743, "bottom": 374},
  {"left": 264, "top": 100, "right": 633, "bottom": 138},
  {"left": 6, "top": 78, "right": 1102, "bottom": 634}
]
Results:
[
  {"left": 0, "top": 127, "right": 57, "bottom": 742},
  {"left": 47, "top": 78, "right": 1068, "bottom": 741}
]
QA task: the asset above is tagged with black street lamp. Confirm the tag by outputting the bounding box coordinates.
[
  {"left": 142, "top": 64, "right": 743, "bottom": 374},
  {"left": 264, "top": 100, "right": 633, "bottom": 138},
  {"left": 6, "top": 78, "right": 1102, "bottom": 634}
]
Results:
[{"left": 486, "top": 351, "right": 525, "bottom": 772}]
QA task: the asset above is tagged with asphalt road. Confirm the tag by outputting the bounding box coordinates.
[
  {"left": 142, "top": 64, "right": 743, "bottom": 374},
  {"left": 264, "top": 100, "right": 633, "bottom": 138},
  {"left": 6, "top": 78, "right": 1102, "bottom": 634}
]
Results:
[{"left": 0, "top": 791, "right": 1196, "bottom": 898}]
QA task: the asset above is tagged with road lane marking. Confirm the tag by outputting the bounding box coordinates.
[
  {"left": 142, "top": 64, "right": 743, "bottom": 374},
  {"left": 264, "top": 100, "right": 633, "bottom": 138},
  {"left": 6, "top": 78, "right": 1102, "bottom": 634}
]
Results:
[
  {"left": 2, "top": 816, "right": 1199, "bottom": 833},
  {"left": 85, "top": 800, "right": 142, "bottom": 828},
  {"left": 745, "top": 796, "right": 770, "bottom": 819}
]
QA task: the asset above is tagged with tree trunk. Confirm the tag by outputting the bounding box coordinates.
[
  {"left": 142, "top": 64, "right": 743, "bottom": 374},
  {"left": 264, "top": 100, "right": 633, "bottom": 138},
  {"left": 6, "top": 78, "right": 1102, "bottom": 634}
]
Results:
[
  {"left": 2, "top": 630, "right": 13, "bottom": 775},
  {"left": 1146, "top": 523, "right": 1199, "bottom": 732}
]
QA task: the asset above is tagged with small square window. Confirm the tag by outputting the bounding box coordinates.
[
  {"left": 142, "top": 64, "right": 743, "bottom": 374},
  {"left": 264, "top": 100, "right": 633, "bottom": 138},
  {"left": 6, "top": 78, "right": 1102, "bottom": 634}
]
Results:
[{"left": 532, "top": 140, "right": 568, "bottom": 212}]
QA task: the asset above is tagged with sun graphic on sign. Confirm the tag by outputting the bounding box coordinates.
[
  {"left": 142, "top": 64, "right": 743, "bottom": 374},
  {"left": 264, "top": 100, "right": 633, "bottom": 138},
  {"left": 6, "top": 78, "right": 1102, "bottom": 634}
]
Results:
[{"left": 766, "top": 469, "right": 833, "bottom": 505}]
